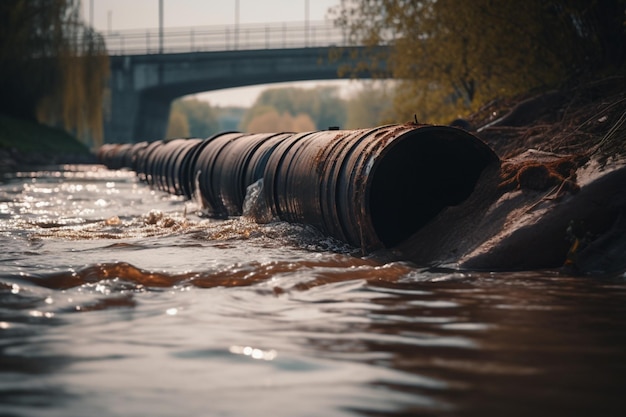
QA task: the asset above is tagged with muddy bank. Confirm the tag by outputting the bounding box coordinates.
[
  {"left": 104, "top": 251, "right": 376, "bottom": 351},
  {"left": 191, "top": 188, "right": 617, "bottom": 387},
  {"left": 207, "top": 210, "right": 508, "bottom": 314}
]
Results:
[
  {"left": 392, "top": 76, "right": 626, "bottom": 274},
  {"left": 392, "top": 152, "right": 626, "bottom": 274},
  {"left": 467, "top": 75, "right": 626, "bottom": 159}
]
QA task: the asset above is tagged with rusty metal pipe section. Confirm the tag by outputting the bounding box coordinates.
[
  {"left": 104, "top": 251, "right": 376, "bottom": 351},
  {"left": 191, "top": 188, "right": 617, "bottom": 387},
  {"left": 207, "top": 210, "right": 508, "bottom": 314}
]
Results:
[{"left": 98, "top": 124, "right": 499, "bottom": 251}]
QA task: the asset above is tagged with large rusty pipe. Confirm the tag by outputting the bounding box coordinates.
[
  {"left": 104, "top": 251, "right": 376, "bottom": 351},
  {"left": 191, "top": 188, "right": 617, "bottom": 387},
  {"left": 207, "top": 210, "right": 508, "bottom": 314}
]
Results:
[
  {"left": 98, "top": 124, "right": 499, "bottom": 251},
  {"left": 261, "top": 125, "right": 498, "bottom": 250}
]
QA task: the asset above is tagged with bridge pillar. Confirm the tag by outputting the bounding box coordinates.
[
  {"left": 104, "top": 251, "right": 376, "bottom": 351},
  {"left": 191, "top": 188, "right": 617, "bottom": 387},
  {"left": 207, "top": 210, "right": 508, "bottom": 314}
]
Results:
[
  {"left": 135, "top": 92, "right": 172, "bottom": 142},
  {"left": 105, "top": 56, "right": 172, "bottom": 143},
  {"left": 105, "top": 56, "right": 140, "bottom": 143},
  {"left": 105, "top": 90, "right": 139, "bottom": 144}
]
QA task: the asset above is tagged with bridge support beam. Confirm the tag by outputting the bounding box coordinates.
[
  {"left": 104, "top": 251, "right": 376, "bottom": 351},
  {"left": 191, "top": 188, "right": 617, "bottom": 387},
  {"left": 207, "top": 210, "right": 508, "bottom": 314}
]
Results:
[
  {"left": 105, "top": 56, "right": 173, "bottom": 143},
  {"left": 135, "top": 92, "right": 172, "bottom": 142},
  {"left": 105, "top": 89, "right": 139, "bottom": 144},
  {"left": 105, "top": 57, "right": 139, "bottom": 143}
]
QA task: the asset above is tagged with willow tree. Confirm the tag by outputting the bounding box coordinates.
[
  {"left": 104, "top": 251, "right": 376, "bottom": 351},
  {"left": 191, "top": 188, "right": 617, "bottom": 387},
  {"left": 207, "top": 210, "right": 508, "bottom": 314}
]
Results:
[
  {"left": 0, "top": 0, "right": 109, "bottom": 145},
  {"left": 331, "top": 0, "right": 626, "bottom": 123}
]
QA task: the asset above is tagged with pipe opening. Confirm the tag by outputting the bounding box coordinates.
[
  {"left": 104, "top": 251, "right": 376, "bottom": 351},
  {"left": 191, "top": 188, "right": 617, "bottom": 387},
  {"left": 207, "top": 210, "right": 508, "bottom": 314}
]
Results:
[{"left": 369, "top": 131, "right": 494, "bottom": 247}]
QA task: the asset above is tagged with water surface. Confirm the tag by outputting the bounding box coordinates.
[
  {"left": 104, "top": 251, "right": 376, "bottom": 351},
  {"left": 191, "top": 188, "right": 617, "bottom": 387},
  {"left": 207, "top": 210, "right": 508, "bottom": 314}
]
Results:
[{"left": 1, "top": 165, "right": 625, "bottom": 417}]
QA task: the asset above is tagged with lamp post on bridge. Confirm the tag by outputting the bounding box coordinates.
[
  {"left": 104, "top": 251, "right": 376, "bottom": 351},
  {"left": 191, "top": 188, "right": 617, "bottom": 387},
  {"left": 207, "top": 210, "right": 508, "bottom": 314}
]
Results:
[
  {"left": 159, "top": 0, "right": 164, "bottom": 54},
  {"left": 89, "top": 0, "right": 93, "bottom": 28},
  {"left": 305, "top": 0, "right": 309, "bottom": 47},
  {"left": 235, "top": 0, "right": 240, "bottom": 50}
]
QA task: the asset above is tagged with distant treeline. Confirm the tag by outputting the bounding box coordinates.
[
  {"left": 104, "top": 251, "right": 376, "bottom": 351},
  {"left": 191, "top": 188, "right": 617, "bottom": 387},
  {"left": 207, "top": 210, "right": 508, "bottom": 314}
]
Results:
[
  {"left": 0, "top": 0, "right": 109, "bottom": 146},
  {"left": 166, "top": 83, "right": 395, "bottom": 138}
]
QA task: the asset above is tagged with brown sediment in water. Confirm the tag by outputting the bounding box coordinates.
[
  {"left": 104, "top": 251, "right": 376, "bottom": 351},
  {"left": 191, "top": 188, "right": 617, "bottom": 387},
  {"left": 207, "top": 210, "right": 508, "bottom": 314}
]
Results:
[{"left": 18, "top": 256, "right": 405, "bottom": 293}]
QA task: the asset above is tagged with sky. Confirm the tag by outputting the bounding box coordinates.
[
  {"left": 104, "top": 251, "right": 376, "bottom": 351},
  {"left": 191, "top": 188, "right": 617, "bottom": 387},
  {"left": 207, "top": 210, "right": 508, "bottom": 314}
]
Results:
[{"left": 86, "top": 0, "right": 359, "bottom": 107}]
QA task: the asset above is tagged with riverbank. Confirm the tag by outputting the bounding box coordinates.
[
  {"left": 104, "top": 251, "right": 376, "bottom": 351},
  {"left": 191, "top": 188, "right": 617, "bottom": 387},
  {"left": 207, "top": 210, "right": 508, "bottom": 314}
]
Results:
[
  {"left": 0, "top": 114, "right": 96, "bottom": 172},
  {"left": 468, "top": 75, "right": 625, "bottom": 160},
  {"left": 395, "top": 75, "right": 626, "bottom": 274}
]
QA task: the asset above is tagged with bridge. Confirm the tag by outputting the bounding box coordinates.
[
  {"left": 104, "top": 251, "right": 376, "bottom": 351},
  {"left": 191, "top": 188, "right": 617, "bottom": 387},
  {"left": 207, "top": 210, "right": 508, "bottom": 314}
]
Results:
[{"left": 103, "top": 21, "right": 390, "bottom": 143}]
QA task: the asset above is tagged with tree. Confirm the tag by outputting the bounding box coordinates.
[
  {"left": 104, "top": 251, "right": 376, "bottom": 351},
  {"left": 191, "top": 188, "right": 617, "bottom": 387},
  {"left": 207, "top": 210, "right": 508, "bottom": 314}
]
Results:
[
  {"left": 291, "top": 113, "right": 317, "bottom": 132},
  {"left": 240, "top": 86, "right": 347, "bottom": 131},
  {"left": 172, "top": 98, "right": 220, "bottom": 138},
  {"left": 246, "top": 108, "right": 315, "bottom": 132},
  {"left": 166, "top": 108, "right": 190, "bottom": 138},
  {"left": 215, "top": 106, "right": 247, "bottom": 131},
  {"left": 331, "top": 0, "right": 626, "bottom": 123},
  {"left": 0, "top": 0, "right": 109, "bottom": 145},
  {"left": 345, "top": 82, "right": 394, "bottom": 128}
]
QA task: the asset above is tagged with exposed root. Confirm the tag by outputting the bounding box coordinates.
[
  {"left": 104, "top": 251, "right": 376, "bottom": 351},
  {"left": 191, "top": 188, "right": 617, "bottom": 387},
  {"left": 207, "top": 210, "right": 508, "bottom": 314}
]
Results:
[{"left": 498, "top": 153, "right": 585, "bottom": 194}]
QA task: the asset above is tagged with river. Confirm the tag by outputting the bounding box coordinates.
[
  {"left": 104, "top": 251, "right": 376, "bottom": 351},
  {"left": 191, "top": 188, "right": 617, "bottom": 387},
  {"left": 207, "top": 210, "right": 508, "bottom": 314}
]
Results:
[{"left": 1, "top": 164, "right": 625, "bottom": 417}]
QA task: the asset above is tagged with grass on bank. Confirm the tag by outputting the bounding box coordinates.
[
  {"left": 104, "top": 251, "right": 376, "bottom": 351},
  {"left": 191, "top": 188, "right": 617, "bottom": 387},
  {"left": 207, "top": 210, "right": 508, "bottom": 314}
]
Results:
[{"left": 0, "top": 113, "right": 91, "bottom": 155}]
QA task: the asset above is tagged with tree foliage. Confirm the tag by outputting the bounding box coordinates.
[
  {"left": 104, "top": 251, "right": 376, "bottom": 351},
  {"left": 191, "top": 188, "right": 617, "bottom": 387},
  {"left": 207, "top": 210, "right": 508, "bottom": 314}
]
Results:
[
  {"left": 345, "top": 82, "right": 394, "bottom": 128},
  {"left": 166, "top": 108, "right": 190, "bottom": 139},
  {"left": 172, "top": 98, "right": 220, "bottom": 138},
  {"left": 0, "top": 0, "right": 109, "bottom": 145},
  {"left": 240, "top": 86, "right": 347, "bottom": 131},
  {"left": 331, "top": 0, "right": 626, "bottom": 123},
  {"left": 246, "top": 108, "right": 316, "bottom": 132},
  {"left": 214, "top": 106, "right": 247, "bottom": 132}
]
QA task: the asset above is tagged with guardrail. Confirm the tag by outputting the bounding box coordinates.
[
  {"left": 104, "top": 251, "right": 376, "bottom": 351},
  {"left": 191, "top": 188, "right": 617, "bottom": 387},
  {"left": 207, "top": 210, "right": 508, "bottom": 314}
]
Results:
[{"left": 101, "top": 20, "right": 349, "bottom": 55}]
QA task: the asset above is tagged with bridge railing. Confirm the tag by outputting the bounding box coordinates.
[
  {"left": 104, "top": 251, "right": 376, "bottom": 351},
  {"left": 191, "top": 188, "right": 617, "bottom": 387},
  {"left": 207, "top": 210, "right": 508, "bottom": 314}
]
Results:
[{"left": 101, "top": 20, "right": 349, "bottom": 55}]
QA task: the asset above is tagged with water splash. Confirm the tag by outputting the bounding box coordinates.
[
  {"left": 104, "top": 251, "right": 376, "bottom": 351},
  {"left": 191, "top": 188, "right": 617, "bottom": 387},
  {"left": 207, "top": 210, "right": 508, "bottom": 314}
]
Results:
[{"left": 242, "top": 178, "right": 275, "bottom": 223}]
